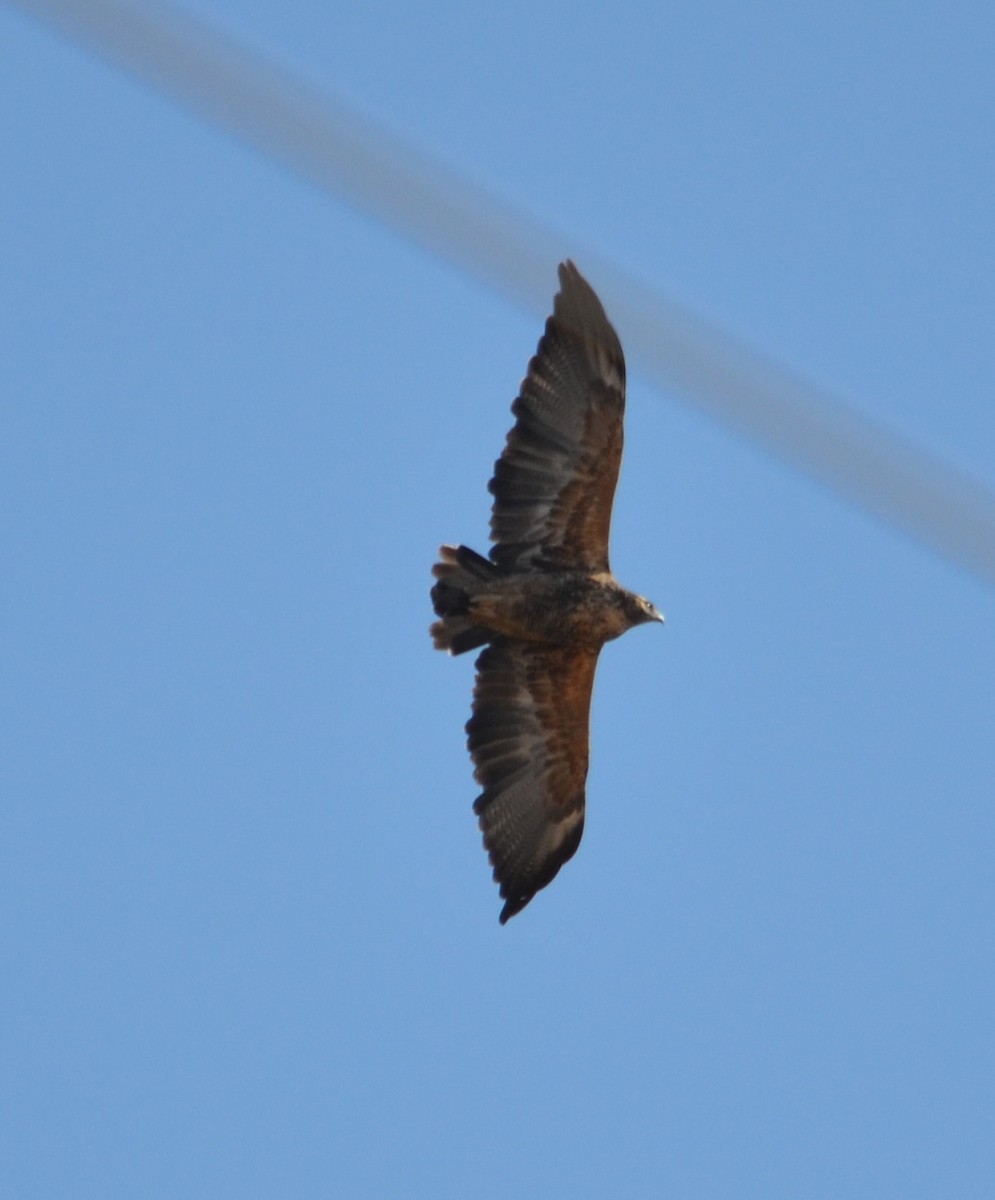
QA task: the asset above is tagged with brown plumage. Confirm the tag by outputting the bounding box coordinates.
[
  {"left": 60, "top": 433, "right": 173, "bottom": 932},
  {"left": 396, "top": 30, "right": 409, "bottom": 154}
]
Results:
[{"left": 430, "top": 261, "right": 663, "bottom": 923}]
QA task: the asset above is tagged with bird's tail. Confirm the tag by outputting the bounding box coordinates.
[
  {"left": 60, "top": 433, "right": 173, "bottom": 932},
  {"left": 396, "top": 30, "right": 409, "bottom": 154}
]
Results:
[{"left": 430, "top": 544, "right": 499, "bottom": 655}]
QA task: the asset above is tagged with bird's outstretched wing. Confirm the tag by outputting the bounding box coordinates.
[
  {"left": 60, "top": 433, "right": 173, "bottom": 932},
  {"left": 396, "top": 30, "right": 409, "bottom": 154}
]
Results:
[
  {"left": 488, "top": 261, "right": 626, "bottom": 574},
  {"left": 467, "top": 639, "right": 599, "bottom": 922}
]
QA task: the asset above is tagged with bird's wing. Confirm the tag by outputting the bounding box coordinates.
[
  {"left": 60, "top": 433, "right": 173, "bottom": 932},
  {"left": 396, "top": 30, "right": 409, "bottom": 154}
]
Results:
[
  {"left": 467, "top": 639, "right": 600, "bottom": 922},
  {"left": 488, "top": 261, "right": 625, "bottom": 574}
]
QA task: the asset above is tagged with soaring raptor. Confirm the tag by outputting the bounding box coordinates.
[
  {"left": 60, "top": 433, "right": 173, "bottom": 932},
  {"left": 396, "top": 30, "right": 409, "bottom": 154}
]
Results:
[{"left": 430, "top": 261, "right": 663, "bottom": 923}]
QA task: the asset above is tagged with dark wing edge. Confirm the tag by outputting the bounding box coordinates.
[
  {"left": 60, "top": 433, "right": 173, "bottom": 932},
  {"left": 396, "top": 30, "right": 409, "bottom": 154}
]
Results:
[
  {"left": 466, "top": 640, "right": 600, "bottom": 923},
  {"left": 488, "top": 261, "right": 626, "bottom": 574}
]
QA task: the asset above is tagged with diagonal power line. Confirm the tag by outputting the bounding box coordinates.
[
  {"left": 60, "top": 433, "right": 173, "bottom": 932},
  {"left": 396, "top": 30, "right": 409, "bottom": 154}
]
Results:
[{"left": 9, "top": 0, "right": 995, "bottom": 588}]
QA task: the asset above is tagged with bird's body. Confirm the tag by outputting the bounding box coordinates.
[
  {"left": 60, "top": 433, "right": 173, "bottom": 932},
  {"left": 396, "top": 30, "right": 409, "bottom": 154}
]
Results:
[
  {"left": 434, "top": 557, "right": 650, "bottom": 650},
  {"left": 430, "top": 262, "right": 662, "bottom": 923}
]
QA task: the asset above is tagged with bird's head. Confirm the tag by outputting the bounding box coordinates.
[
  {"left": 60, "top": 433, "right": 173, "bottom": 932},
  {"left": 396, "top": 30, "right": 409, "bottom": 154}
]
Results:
[{"left": 627, "top": 592, "right": 665, "bottom": 629}]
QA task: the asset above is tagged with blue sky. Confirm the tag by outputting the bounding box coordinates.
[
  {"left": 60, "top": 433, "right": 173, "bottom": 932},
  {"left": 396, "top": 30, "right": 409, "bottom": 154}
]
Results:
[{"left": 2, "top": 2, "right": 994, "bottom": 1197}]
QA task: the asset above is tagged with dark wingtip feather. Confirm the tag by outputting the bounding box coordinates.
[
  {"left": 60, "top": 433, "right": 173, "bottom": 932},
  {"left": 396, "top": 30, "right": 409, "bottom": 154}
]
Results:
[
  {"left": 554, "top": 260, "right": 619, "bottom": 352},
  {"left": 498, "top": 894, "right": 531, "bottom": 925}
]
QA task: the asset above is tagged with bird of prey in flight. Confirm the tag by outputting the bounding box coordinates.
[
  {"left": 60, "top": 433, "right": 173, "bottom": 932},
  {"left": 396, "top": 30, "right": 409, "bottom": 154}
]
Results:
[{"left": 431, "top": 261, "right": 663, "bottom": 923}]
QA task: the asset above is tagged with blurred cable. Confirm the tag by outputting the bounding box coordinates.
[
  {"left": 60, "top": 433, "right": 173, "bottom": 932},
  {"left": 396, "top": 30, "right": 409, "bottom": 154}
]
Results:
[{"left": 9, "top": 0, "right": 995, "bottom": 587}]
